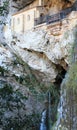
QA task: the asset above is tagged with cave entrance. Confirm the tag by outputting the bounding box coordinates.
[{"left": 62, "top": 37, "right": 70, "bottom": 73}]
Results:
[{"left": 48, "top": 65, "right": 67, "bottom": 127}]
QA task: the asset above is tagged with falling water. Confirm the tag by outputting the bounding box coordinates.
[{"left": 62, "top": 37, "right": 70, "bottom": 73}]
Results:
[{"left": 40, "top": 110, "right": 47, "bottom": 130}]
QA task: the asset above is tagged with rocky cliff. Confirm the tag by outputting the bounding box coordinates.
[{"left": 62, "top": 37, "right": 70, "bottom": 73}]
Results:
[
  {"left": 0, "top": 0, "right": 77, "bottom": 130},
  {"left": 5, "top": 10, "right": 77, "bottom": 83}
]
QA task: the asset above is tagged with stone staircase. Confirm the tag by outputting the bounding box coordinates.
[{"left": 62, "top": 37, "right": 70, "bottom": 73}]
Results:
[
  {"left": 47, "top": 22, "right": 62, "bottom": 35},
  {"left": 46, "top": 19, "right": 69, "bottom": 36}
]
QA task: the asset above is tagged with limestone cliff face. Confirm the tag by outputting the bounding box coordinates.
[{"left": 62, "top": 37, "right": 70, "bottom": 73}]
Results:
[
  {"left": 9, "top": 10, "right": 77, "bottom": 83},
  {"left": 1, "top": 0, "right": 77, "bottom": 83},
  {"left": 12, "top": 0, "right": 74, "bottom": 11},
  {"left": 0, "top": 0, "right": 77, "bottom": 130}
]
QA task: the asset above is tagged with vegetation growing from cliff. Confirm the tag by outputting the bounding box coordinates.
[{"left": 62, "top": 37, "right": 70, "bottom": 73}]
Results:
[
  {"left": 62, "top": 39, "right": 77, "bottom": 130},
  {"left": 66, "top": 62, "right": 77, "bottom": 92},
  {"left": 59, "top": 62, "right": 77, "bottom": 130},
  {"left": 0, "top": 48, "right": 61, "bottom": 129},
  {"left": 0, "top": 81, "right": 41, "bottom": 130},
  {"left": 0, "top": 66, "right": 8, "bottom": 76},
  {"left": 67, "top": 26, "right": 77, "bottom": 91},
  {"left": 0, "top": 0, "right": 9, "bottom": 15},
  {"left": 0, "top": 58, "right": 45, "bottom": 129},
  {"left": 0, "top": 0, "right": 9, "bottom": 24}
]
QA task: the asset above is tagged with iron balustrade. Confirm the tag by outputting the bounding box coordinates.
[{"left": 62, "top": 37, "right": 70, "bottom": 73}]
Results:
[
  {"left": 34, "top": 1, "right": 77, "bottom": 26},
  {"left": 46, "top": 13, "right": 61, "bottom": 24}
]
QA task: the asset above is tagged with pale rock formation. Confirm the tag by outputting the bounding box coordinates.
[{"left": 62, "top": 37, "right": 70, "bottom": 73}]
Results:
[
  {"left": 1, "top": 0, "right": 77, "bottom": 83},
  {"left": 0, "top": 0, "right": 77, "bottom": 130},
  {"left": 0, "top": 44, "right": 28, "bottom": 77},
  {"left": 10, "top": 18, "right": 75, "bottom": 82},
  {"left": 7, "top": 11, "right": 77, "bottom": 83}
]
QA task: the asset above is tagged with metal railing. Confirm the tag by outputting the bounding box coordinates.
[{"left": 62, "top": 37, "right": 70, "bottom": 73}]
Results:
[
  {"left": 46, "top": 13, "right": 61, "bottom": 24},
  {"left": 34, "top": 1, "right": 77, "bottom": 26}
]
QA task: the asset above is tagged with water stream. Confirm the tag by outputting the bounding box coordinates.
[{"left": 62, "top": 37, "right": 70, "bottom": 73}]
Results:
[{"left": 40, "top": 110, "right": 47, "bottom": 130}]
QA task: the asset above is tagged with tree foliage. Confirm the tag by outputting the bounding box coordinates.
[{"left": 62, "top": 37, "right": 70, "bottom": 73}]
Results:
[
  {"left": 0, "top": 0, "right": 9, "bottom": 15},
  {"left": 0, "top": 0, "right": 9, "bottom": 24}
]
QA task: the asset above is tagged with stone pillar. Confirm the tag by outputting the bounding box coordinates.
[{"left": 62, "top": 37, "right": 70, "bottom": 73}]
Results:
[{"left": 39, "top": 0, "right": 44, "bottom": 6}]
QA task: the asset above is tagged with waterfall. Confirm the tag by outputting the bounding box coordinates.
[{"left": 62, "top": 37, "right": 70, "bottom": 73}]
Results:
[
  {"left": 40, "top": 110, "right": 47, "bottom": 130},
  {"left": 54, "top": 74, "right": 68, "bottom": 130}
]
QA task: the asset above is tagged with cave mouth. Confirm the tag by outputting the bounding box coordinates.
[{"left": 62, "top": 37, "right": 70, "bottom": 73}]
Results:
[
  {"left": 49, "top": 65, "right": 67, "bottom": 126},
  {"left": 55, "top": 65, "right": 67, "bottom": 86}
]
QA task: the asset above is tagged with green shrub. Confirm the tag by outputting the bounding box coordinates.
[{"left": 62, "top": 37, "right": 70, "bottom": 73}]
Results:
[
  {"left": 0, "top": 0, "right": 9, "bottom": 16},
  {"left": 66, "top": 62, "right": 77, "bottom": 92}
]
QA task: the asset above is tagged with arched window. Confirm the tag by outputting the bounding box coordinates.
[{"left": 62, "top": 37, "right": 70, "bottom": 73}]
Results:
[
  {"left": 40, "top": 13, "right": 44, "bottom": 17},
  {"left": 27, "top": 15, "right": 30, "bottom": 21}
]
